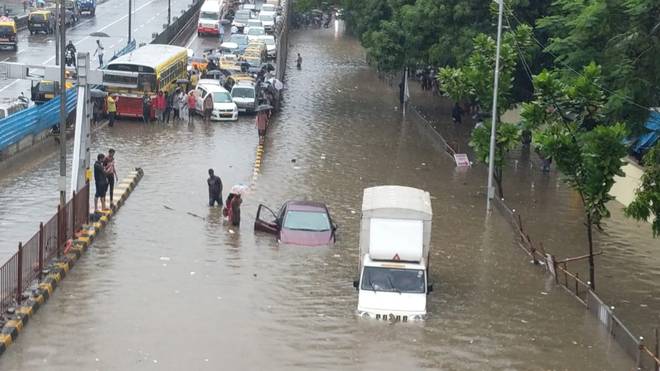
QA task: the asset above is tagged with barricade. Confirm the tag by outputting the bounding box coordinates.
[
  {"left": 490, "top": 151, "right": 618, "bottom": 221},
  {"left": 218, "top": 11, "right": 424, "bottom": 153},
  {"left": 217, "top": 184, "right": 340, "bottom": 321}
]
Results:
[
  {"left": 0, "top": 88, "right": 77, "bottom": 153},
  {"left": 0, "top": 183, "right": 89, "bottom": 315}
]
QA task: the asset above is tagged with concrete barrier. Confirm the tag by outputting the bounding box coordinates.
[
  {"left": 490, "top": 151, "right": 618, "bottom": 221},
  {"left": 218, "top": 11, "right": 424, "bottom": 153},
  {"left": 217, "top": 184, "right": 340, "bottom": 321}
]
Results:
[
  {"left": 152, "top": 0, "right": 203, "bottom": 45},
  {"left": 0, "top": 168, "right": 144, "bottom": 357}
]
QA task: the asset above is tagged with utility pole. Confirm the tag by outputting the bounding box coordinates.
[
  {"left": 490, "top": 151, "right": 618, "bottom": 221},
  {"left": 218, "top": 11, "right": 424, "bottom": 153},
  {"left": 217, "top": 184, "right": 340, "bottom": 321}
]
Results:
[
  {"left": 55, "top": 0, "right": 59, "bottom": 66},
  {"left": 167, "top": 0, "right": 171, "bottom": 26},
  {"left": 59, "top": 0, "right": 67, "bottom": 207},
  {"left": 486, "top": 0, "right": 504, "bottom": 212},
  {"left": 128, "top": 0, "right": 132, "bottom": 42}
]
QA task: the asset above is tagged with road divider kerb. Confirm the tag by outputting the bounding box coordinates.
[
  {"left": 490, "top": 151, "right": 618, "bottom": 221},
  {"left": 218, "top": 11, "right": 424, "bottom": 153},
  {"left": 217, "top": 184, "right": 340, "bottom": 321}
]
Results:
[{"left": 0, "top": 168, "right": 144, "bottom": 357}]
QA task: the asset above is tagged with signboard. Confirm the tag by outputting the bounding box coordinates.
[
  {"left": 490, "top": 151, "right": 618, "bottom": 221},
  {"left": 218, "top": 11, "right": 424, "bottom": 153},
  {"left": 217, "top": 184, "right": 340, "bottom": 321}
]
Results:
[{"left": 454, "top": 153, "right": 470, "bottom": 167}]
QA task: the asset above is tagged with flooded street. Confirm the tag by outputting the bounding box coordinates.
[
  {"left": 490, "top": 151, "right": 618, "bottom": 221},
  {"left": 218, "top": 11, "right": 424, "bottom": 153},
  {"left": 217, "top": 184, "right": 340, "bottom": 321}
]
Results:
[{"left": 0, "top": 24, "right": 634, "bottom": 370}]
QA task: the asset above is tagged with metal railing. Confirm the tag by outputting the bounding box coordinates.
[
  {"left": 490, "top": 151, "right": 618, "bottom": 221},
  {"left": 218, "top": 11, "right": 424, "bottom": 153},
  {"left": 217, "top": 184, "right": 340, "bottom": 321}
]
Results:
[{"left": 0, "top": 183, "right": 89, "bottom": 317}]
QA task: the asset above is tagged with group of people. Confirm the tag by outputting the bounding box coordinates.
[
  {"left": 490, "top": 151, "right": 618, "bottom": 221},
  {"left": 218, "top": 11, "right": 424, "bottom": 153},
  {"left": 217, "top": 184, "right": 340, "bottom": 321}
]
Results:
[
  {"left": 207, "top": 169, "right": 242, "bottom": 227},
  {"left": 134, "top": 88, "right": 211, "bottom": 125},
  {"left": 93, "top": 149, "right": 118, "bottom": 212}
]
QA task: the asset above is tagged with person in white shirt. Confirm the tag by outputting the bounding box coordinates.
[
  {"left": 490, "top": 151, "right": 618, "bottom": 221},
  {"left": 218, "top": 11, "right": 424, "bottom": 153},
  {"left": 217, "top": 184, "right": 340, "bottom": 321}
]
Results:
[{"left": 93, "top": 39, "right": 104, "bottom": 67}]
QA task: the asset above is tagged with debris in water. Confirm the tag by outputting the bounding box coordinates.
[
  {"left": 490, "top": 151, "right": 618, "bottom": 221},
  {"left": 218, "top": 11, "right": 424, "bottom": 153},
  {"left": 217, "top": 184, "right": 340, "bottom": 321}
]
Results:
[
  {"left": 572, "top": 340, "right": 578, "bottom": 345},
  {"left": 153, "top": 359, "right": 158, "bottom": 364},
  {"left": 520, "top": 319, "right": 528, "bottom": 324},
  {"left": 541, "top": 291, "right": 548, "bottom": 295},
  {"left": 159, "top": 257, "right": 170, "bottom": 261},
  {"left": 641, "top": 304, "right": 648, "bottom": 307},
  {"left": 421, "top": 162, "right": 426, "bottom": 166},
  {"left": 350, "top": 210, "right": 356, "bottom": 214},
  {"left": 333, "top": 254, "right": 341, "bottom": 258},
  {"left": 291, "top": 158, "right": 296, "bottom": 163},
  {"left": 95, "top": 358, "right": 100, "bottom": 362},
  {"left": 190, "top": 272, "right": 196, "bottom": 276},
  {"left": 253, "top": 273, "right": 257, "bottom": 277},
  {"left": 293, "top": 166, "right": 301, "bottom": 170},
  {"left": 229, "top": 229, "right": 235, "bottom": 234}
]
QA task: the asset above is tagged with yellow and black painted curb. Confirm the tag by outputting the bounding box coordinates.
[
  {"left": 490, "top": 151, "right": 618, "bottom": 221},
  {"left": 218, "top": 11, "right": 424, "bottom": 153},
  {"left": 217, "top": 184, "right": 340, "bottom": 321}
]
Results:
[
  {"left": 0, "top": 168, "right": 144, "bottom": 357},
  {"left": 250, "top": 143, "right": 265, "bottom": 189}
]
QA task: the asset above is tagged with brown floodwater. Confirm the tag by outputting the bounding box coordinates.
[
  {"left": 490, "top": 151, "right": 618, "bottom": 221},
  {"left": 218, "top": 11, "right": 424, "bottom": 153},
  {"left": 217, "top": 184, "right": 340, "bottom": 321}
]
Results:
[{"left": 0, "top": 23, "right": 634, "bottom": 370}]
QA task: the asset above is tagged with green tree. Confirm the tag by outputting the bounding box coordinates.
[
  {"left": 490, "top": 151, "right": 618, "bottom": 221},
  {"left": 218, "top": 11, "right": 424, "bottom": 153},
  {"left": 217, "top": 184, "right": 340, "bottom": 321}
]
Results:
[
  {"left": 469, "top": 122, "right": 521, "bottom": 198},
  {"left": 538, "top": 0, "right": 660, "bottom": 131},
  {"left": 437, "top": 25, "right": 532, "bottom": 198},
  {"left": 522, "top": 63, "right": 628, "bottom": 290},
  {"left": 625, "top": 142, "right": 660, "bottom": 237}
]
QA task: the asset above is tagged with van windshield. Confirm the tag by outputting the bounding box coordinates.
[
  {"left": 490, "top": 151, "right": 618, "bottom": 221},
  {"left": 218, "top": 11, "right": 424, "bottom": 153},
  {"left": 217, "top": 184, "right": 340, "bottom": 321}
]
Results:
[
  {"left": 232, "top": 87, "right": 254, "bottom": 98},
  {"left": 200, "top": 11, "right": 219, "bottom": 20},
  {"left": 361, "top": 266, "right": 425, "bottom": 294}
]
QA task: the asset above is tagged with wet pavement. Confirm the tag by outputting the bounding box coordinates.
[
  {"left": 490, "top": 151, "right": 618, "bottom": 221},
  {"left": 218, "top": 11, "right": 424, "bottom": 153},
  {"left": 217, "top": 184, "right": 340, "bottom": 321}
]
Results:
[
  {"left": 0, "top": 23, "right": 637, "bottom": 370},
  {"left": 0, "top": 0, "right": 195, "bottom": 99}
]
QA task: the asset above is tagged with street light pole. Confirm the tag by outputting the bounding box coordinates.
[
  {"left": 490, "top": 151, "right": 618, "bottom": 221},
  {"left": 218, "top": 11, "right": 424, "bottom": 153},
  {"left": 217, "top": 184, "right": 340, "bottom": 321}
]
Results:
[
  {"left": 486, "top": 0, "right": 504, "bottom": 212},
  {"left": 55, "top": 0, "right": 59, "bottom": 66},
  {"left": 59, "top": 0, "right": 67, "bottom": 207},
  {"left": 128, "top": 0, "right": 132, "bottom": 42},
  {"left": 168, "top": 0, "right": 171, "bottom": 26}
]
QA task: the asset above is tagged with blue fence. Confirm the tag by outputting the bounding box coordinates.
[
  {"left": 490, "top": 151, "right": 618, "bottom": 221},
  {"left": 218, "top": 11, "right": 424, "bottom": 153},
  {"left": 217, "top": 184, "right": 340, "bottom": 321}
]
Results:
[{"left": 0, "top": 89, "right": 77, "bottom": 152}]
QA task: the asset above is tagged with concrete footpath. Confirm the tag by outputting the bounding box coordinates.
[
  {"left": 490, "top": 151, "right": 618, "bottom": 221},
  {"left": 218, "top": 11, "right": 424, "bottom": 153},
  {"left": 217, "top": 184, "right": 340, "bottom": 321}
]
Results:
[{"left": 0, "top": 168, "right": 143, "bottom": 356}]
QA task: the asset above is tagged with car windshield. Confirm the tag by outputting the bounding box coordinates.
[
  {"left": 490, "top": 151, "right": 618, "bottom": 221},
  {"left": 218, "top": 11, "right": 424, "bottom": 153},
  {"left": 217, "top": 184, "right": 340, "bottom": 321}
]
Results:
[
  {"left": 232, "top": 87, "right": 254, "bottom": 98},
  {"left": 200, "top": 11, "right": 219, "bottom": 19},
  {"left": 361, "top": 267, "right": 426, "bottom": 294},
  {"left": 248, "top": 20, "right": 261, "bottom": 27},
  {"left": 38, "top": 82, "right": 55, "bottom": 93},
  {"left": 248, "top": 28, "right": 265, "bottom": 36},
  {"left": 259, "top": 14, "right": 273, "bottom": 22},
  {"left": 283, "top": 210, "right": 330, "bottom": 231},
  {"left": 230, "top": 35, "right": 249, "bottom": 45},
  {"left": 213, "top": 91, "right": 232, "bottom": 103},
  {"left": 235, "top": 11, "right": 250, "bottom": 21},
  {"left": 31, "top": 14, "right": 46, "bottom": 22}
]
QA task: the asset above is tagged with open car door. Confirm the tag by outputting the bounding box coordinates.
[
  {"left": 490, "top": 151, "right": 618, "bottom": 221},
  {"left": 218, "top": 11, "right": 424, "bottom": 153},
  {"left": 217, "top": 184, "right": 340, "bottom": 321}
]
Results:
[{"left": 254, "top": 204, "right": 279, "bottom": 234}]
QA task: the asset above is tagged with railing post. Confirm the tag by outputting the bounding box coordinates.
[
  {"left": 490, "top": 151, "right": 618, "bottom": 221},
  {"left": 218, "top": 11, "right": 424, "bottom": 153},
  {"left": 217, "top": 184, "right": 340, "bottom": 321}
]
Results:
[
  {"left": 575, "top": 273, "right": 580, "bottom": 296},
  {"left": 16, "top": 242, "right": 23, "bottom": 305},
  {"left": 38, "top": 222, "right": 44, "bottom": 280},
  {"left": 639, "top": 337, "right": 645, "bottom": 370},
  {"left": 655, "top": 328, "right": 659, "bottom": 371},
  {"left": 57, "top": 204, "right": 62, "bottom": 258},
  {"left": 72, "top": 190, "right": 77, "bottom": 237}
]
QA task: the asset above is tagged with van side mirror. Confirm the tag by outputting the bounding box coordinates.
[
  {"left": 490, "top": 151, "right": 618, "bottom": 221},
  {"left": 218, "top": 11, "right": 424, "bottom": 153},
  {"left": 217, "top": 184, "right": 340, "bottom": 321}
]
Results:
[
  {"left": 427, "top": 283, "right": 433, "bottom": 294},
  {"left": 352, "top": 280, "right": 359, "bottom": 289}
]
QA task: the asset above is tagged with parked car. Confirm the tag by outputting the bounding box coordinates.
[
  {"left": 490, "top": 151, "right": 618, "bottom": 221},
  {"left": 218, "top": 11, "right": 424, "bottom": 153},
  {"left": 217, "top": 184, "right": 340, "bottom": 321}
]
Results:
[
  {"left": 232, "top": 9, "right": 251, "bottom": 31},
  {"left": 76, "top": 0, "right": 96, "bottom": 16},
  {"left": 257, "top": 35, "right": 276, "bottom": 59},
  {"left": 0, "top": 16, "right": 18, "bottom": 51},
  {"left": 255, "top": 201, "right": 338, "bottom": 246},
  {"left": 258, "top": 12, "right": 275, "bottom": 33},
  {"left": 230, "top": 80, "right": 257, "bottom": 113},
  {"left": 246, "top": 26, "right": 265, "bottom": 41},
  {"left": 28, "top": 10, "right": 55, "bottom": 35},
  {"left": 228, "top": 33, "right": 249, "bottom": 53},
  {"left": 194, "top": 82, "right": 239, "bottom": 121},
  {"left": 245, "top": 19, "right": 263, "bottom": 33}
]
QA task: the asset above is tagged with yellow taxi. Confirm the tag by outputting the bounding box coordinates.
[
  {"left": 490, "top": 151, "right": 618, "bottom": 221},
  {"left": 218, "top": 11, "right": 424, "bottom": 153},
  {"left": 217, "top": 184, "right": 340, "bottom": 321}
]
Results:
[{"left": 0, "top": 16, "right": 17, "bottom": 51}]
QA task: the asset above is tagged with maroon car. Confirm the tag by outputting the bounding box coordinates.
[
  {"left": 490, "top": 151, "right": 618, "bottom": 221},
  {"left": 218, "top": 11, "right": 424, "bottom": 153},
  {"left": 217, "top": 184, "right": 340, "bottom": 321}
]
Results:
[{"left": 254, "top": 201, "right": 337, "bottom": 246}]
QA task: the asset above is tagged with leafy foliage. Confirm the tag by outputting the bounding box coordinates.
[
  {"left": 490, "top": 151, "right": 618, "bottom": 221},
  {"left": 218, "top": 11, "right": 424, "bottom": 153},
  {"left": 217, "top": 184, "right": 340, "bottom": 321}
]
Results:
[
  {"left": 437, "top": 25, "right": 534, "bottom": 117},
  {"left": 625, "top": 142, "right": 660, "bottom": 237},
  {"left": 523, "top": 64, "right": 628, "bottom": 289},
  {"left": 469, "top": 121, "right": 521, "bottom": 198}
]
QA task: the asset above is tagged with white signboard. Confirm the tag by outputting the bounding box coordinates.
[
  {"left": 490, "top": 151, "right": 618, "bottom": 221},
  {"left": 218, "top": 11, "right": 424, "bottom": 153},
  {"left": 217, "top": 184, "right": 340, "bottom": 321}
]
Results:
[{"left": 454, "top": 153, "right": 470, "bottom": 167}]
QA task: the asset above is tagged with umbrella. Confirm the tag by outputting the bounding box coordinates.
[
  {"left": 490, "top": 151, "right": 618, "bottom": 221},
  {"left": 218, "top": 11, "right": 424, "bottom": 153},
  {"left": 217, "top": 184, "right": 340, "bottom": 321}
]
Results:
[
  {"left": 176, "top": 79, "right": 189, "bottom": 84},
  {"left": 266, "top": 78, "right": 283, "bottom": 90},
  {"left": 90, "top": 89, "right": 107, "bottom": 98},
  {"left": 260, "top": 63, "right": 275, "bottom": 71},
  {"left": 230, "top": 184, "right": 249, "bottom": 195},
  {"left": 89, "top": 32, "right": 110, "bottom": 37},
  {"left": 256, "top": 104, "right": 274, "bottom": 112}
]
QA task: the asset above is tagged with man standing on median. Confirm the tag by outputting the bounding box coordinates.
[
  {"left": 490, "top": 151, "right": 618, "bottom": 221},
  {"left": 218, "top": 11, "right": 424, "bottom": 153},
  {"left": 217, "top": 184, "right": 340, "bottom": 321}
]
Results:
[
  {"left": 207, "top": 169, "right": 223, "bottom": 207},
  {"left": 94, "top": 153, "right": 108, "bottom": 211}
]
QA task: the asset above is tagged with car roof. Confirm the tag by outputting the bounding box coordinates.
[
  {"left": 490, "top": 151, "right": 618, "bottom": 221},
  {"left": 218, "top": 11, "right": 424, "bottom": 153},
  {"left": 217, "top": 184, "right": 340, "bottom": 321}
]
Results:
[
  {"left": 199, "top": 84, "right": 229, "bottom": 93},
  {"left": 285, "top": 201, "right": 328, "bottom": 212}
]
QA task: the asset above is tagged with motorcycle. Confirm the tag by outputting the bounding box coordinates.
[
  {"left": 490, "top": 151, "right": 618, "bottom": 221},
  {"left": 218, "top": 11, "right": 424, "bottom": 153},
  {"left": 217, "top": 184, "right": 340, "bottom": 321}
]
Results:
[{"left": 65, "top": 48, "right": 75, "bottom": 67}]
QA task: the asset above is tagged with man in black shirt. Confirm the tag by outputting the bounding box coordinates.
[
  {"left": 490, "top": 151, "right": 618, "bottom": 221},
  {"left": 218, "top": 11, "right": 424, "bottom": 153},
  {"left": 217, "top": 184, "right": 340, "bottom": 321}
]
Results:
[
  {"left": 94, "top": 153, "right": 108, "bottom": 211},
  {"left": 207, "top": 168, "right": 223, "bottom": 207}
]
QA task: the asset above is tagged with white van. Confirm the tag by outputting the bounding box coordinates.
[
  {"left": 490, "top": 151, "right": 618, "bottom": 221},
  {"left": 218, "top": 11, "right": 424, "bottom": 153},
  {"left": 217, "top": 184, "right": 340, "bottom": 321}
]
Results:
[
  {"left": 198, "top": 0, "right": 221, "bottom": 36},
  {"left": 194, "top": 81, "right": 238, "bottom": 121}
]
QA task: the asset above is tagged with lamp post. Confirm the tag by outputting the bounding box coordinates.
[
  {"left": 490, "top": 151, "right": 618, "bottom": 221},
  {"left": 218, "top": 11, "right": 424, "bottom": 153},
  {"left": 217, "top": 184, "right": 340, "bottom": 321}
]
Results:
[
  {"left": 128, "top": 0, "right": 132, "bottom": 42},
  {"left": 486, "top": 0, "right": 504, "bottom": 212},
  {"left": 168, "top": 0, "right": 171, "bottom": 26},
  {"left": 59, "top": 0, "right": 67, "bottom": 207}
]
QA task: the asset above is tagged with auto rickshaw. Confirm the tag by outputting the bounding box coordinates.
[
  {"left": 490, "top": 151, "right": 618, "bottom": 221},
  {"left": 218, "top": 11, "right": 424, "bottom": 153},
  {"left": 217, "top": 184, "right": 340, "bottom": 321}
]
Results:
[
  {"left": 31, "top": 79, "right": 74, "bottom": 104},
  {"left": 28, "top": 10, "right": 54, "bottom": 35},
  {"left": 0, "top": 16, "right": 17, "bottom": 51}
]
